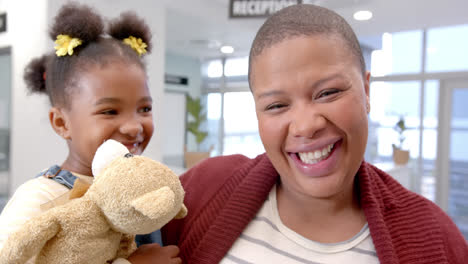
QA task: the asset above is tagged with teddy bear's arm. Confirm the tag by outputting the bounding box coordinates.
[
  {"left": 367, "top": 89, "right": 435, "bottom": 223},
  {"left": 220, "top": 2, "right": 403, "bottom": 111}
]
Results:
[
  {"left": 0, "top": 214, "right": 60, "bottom": 264},
  {"left": 175, "top": 204, "right": 188, "bottom": 219},
  {"left": 114, "top": 234, "right": 137, "bottom": 259}
]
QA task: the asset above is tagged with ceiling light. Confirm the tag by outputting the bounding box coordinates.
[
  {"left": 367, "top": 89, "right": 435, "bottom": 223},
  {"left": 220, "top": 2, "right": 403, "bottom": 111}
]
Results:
[
  {"left": 220, "top": 45, "right": 234, "bottom": 54},
  {"left": 353, "top": 10, "right": 373, "bottom": 21}
]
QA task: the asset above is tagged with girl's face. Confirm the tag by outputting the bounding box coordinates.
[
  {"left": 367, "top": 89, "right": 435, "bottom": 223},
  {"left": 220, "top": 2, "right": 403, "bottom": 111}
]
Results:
[
  {"left": 251, "top": 35, "right": 370, "bottom": 200},
  {"left": 60, "top": 62, "right": 154, "bottom": 175}
]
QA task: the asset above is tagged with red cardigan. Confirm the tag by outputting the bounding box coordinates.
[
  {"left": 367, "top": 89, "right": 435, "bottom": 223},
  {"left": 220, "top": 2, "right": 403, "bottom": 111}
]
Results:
[{"left": 163, "top": 154, "right": 468, "bottom": 263}]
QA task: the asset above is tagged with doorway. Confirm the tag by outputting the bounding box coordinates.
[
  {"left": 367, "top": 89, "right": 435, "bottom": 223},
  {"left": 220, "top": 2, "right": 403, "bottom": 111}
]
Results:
[
  {"left": 437, "top": 78, "right": 468, "bottom": 239},
  {"left": 0, "top": 47, "right": 11, "bottom": 210}
]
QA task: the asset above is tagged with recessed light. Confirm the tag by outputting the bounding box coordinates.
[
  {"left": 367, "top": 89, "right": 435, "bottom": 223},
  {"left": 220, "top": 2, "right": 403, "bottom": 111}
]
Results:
[
  {"left": 220, "top": 45, "right": 234, "bottom": 54},
  {"left": 353, "top": 10, "right": 373, "bottom": 21}
]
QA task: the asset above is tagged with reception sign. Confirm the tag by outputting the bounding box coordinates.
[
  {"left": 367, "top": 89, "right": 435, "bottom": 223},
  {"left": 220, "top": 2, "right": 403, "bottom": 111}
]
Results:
[{"left": 229, "top": 0, "right": 302, "bottom": 18}]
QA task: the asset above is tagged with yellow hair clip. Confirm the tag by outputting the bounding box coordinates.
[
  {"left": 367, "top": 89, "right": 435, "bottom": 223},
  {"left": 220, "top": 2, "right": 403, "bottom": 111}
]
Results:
[
  {"left": 55, "top": 34, "right": 82, "bottom": 57},
  {"left": 123, "top": 36, "right": 147, "bottom": 56}
]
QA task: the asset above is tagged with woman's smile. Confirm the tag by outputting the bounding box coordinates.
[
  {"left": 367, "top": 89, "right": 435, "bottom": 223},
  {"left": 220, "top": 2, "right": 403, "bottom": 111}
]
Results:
[{"left": 288, "top": 139, "right": 341, "bottom": 178}]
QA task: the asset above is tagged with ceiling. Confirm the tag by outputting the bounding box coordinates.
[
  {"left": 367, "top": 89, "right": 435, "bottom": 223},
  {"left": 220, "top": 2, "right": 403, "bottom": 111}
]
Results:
[{"left": 163, "top": 0, "right": 468, "bottom": 60}]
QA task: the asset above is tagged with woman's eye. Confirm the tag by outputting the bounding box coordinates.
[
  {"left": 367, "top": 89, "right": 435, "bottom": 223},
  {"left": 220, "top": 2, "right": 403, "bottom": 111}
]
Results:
[
  {"left": 138, "top": 106, "right": 152, "bottom": 113},
  {"left": 318, "top": 89, "right": 339, "bottom": 98},
  {"left": 266, "top": 103, "right": 286, "bottom": 111},
  {"left": 101, "top": 109, "right": 118, "bottom": 115}
]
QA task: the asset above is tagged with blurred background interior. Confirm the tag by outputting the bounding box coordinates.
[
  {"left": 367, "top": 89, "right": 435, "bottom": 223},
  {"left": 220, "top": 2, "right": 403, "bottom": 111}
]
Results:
[{"left": 0, "top": 0, "right": 467, "bottom": 240}]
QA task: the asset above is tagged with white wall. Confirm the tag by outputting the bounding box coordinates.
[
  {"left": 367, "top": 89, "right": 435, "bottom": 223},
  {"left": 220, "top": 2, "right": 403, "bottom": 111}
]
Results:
[
  {"left": 2, "top": 0, "right": 166, "bottom": 194},
  {"left": 161, "top": 92, "right": 186, "bottom": 167},
  {"left": 165, "top": 52, "right": 202, "bottom": 97},
  {"left": 164, "top": 52, "right": 202, "bottom": 153},
  {"left": 0, "top": 0, "right": 51, "bottom": 195}
]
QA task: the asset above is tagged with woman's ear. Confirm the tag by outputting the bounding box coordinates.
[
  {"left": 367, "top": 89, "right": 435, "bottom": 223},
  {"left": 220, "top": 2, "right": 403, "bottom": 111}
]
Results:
[
  {"left": 364, "top": 71, "right": 371, "bottom": 114},
  {"left": 49, "top": 107, "right": 71, "bottom": 140}
]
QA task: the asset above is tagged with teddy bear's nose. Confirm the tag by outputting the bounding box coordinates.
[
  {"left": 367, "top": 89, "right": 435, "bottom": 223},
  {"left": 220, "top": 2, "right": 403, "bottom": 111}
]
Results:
[{"left": 124, "top": 153, "right": 134, "bottom": 158}]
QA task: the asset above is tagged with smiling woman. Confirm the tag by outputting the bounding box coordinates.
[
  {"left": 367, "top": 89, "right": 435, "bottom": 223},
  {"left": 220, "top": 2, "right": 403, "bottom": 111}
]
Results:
[
  {"left": 157, "top": 3, "right": 468, "bottom": 264},
  {"left": 252, "top": 35, "right": 369, "bottom": 203}
]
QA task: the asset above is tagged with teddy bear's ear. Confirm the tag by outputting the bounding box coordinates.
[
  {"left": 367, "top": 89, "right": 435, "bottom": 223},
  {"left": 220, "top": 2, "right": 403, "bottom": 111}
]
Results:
[
  {"left": 92, "top": 139, "right": 129, "bottom": 177},
  {"left": 130, "top": 186, "right": 177, "bottom": 220}
]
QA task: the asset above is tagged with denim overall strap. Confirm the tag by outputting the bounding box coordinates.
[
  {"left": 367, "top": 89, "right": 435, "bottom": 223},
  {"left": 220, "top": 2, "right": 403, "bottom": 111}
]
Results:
[{"left": 37, "top": 165, "right": 77, "bottom": 189}]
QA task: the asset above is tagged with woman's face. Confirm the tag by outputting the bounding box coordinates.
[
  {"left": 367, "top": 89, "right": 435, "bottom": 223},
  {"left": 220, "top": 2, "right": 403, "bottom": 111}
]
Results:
[{"left": 251, "top": 35, "right": 370, "bottom": 199}]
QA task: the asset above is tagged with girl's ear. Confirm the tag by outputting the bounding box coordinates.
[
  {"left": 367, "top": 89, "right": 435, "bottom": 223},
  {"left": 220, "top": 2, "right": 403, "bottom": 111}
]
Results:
[{"left": 49, "top": 107, "right": 71, "bottom": 140}]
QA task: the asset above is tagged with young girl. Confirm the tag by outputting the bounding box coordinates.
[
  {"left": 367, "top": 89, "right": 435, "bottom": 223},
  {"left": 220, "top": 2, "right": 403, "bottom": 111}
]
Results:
[{"left": 0, "top": 3, "right": 180, "bottom": 263}]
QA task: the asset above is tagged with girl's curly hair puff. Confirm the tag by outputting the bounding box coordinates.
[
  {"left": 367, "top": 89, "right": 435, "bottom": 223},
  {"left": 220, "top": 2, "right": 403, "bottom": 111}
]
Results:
[
  {"left": 25, "top": 2, "right": 153, "bottom": 107},
  {"left": 23, "top": 55, "right": 49, "bottom": 94},
  {"left": 49, "top": 2, "right": 104, "bottom": 46},
  {"left": 108, "top": 11, "right": 153, "bottom": 53}
]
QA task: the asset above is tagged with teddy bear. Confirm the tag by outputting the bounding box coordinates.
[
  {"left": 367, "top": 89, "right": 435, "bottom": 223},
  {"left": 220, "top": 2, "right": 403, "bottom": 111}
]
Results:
[{"left": 0, "top": 139, "right": 187, "bottom": 264}]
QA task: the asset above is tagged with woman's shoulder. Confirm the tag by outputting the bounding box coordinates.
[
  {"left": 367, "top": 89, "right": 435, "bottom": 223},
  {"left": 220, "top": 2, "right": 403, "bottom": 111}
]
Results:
[
  {"left": 361, "top": 162, "right": 451, "bottom": 224},
  {"left": 362, "top": 163, "right": 468, "bottom": 260},
  {"left": 178, "top": 153, "right": 271, "bottom": 212}
]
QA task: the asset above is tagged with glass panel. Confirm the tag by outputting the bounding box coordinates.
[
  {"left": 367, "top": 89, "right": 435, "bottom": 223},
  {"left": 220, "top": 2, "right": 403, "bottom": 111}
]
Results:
[
  {"left": 367, "top": 81, "right": 421, "bottom": 193},
  {"left": 370, "top": 81, "right": 421, "bottom": 128},
  {"left": 451, "top": 89, "right": 468, "bottom": 129},
  {"left": 373, "top": 127, "right": 420, "bottom": 161},
  {"left": 424, "top": 80, "right": 439, "bottom": 128},
  {"left": 421, "top": 129, "right": 437, "bottom": 202},
  {"left": 370, "top": 30, "right": 423, "bottom": 76},
  {"left": 449, "top": 87, "right": 468, "bottom": 240},
  {"left": 449, "top": 131, "right": 468, "bottom": 239},
  {"left": 420, "top": 80, "right": 439, "bottom": 201},
  {"left": 206, "top": 60, "right": 223, "bottom": 78},
  {"left": 223, "top": 92, "right": 264, "bottom": 158},
  {"left": 390, "top": 30, "right": 423, "bottom": 75},
  {"left": 224, "top": 57, "right": 248, "bottom": 77},
  {"left": 202, "top": 93, "right": 222, "bottom": 156},
  {"left": 375, "top": 127, "right": 395, "bottom": 159},
  {"left": 450, "top": 131, "right": 468, "bottom": 162},
  {"left": 426, "top": 24, "right": 468, "bottom": 72}
]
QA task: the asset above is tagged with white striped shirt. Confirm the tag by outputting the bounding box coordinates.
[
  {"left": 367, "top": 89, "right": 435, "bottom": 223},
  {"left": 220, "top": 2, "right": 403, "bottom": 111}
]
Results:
[{"left": 220, "top": 185, "right": 380, "bottom": 264}]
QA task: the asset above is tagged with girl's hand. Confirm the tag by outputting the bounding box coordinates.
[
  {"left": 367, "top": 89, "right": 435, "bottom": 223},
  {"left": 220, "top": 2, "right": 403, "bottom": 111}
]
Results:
[{"left": 127, "top": 243, "right": 182, "bottom": 264}]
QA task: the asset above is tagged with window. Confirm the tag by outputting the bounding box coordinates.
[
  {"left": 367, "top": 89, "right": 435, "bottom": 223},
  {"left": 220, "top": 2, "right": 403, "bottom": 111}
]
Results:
[
  {"left": 224, "top": 57, "right": 249, "bottom": 77},
  {"left": 203, "top": 93, "right": 222, "bottom": 156},
  {"left": 450, "top": 89, "right": 468, "bottom": 161},
  {"left": 223, "top": 92, "right": 264, "bottom": 158},
  {"left": 205, "top": 60, "right": 223, "bottom": 78},
  {"left": 370, "top": 30, "right": 423, "bottom": 76},
  {"left": 390, "top": 30, "right": 423, "bottom": 74},
  {"left": 369, "top": 81, "right": 421, "bottom": 160},
  {"left": 426, "top": 24, "right": 468, "bottom": 72}
]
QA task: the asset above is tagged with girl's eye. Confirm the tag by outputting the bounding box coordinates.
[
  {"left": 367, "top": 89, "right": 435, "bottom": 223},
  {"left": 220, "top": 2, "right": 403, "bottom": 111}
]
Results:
[
  {"left": 138, "top": 106, "right": 152, "bottom": 113},
  {"left": 317, "top": 89, "right": 340, "bottom": 99},
  {"left": 101, "top": 109, "right": 118, "bottom": 115}
]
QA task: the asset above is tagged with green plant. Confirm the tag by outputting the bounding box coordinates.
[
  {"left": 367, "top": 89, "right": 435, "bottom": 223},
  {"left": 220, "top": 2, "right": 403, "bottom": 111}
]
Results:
[
  {"left": 186, "top": 94, "right": 208, "bottom": 151},
  {"left": 392, "top": 116, "right": 407, "bottom": 150}
]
